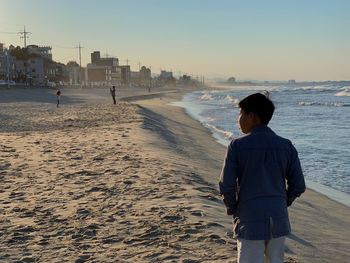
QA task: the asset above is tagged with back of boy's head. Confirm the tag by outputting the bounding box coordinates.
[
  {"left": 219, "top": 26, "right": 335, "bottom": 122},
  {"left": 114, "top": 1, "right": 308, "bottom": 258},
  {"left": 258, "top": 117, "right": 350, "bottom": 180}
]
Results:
[{"left": 238, "top": 93, "right": 275, "bottom": 125}]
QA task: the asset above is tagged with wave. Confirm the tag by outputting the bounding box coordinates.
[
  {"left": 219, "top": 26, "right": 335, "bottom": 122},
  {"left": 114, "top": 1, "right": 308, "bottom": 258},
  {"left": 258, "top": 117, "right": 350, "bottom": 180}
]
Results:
[
  {"left": 271, "top": 85, "right": 344, "bottom": 93},
  {"left": 225, "top": 95, "right": 240, "bottom": 105},
  {"left": 205, "top": 123, "right": 234, "bottom": 141},
  {"left": 199, "top": 92, "right": 240, "bottom": 106},
  {"left": 335, "top": 88, "right": 350, "bottom": 97},
  {"left": 298, "top": 101, "right": 350, "bottom": 107},
  {"left": 206, "top": 116, "right": 217, "bottom": 122},
  {"left": 199, "top": 93, "right": 214, "bottom": 101}
]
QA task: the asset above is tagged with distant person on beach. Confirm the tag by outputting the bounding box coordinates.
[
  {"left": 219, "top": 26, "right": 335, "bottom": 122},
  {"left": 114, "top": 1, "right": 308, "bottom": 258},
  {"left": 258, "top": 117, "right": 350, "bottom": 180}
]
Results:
[
  {"left": 219, "top": 93, "right": 305, "bottom": 263},
  {"left": 56, "top": 89, "right": 61, "bottom": 108},
  {"left": 110, "top": 86, "right": 116, "bottom": 104}
]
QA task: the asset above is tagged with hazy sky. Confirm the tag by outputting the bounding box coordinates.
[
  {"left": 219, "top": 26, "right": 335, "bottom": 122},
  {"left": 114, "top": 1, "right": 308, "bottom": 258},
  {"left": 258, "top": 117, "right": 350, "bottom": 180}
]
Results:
[{"left": 1, "top": 0, "right": 349, "bottom": 81}]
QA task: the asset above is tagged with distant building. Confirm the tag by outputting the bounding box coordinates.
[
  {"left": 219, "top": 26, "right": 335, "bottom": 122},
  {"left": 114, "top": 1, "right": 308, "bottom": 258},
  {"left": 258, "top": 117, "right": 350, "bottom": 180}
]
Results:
[
  {"left": 45, "top": 60, "right": 68, "bottom": 83},
  {"left": 227, "top": 77, "right": 236, "bottom": 83},
  {"left": 91, "top": 51, "right": 101, "bottom": 64},
  {"left": 288, "top": 79, "right": 296, "bottom": 84},
  {"left": 87, "top": 64, "right": 112, "bottom": 85},
  {"left": 22, "top": 57, "right": 45, "bottom": 85},
  {"left": 179, "top": 74, "right": 191, "bottom": 85},
  {"left": 130, "top": 71, "right": 140, "bottom": 85},
  {"left": 87, "top": 51, "right": 120, "bottom": 86},
  {"left": 130, "top": 66, "right": 151, "bottom": 87},
  {"left": 140, "top": 66, "right": 151, "bottom": 86},
  {"left": 27, "top": 45, "right": 52, "bottom": 60},
  {"left": 0, "top": 48, "right": 16, "bottom": 81},
  {"left": 118, "top": 65, "right": 131, "bottom": 85},
  {"left": 160, "top": 70, "right": 173, "bottom": 79},
  {"left": 66, "top": 61, "right": 80, "bottom": 85},
  {"left": 159, "top": 70, "right": 175, "bottom": 86}
]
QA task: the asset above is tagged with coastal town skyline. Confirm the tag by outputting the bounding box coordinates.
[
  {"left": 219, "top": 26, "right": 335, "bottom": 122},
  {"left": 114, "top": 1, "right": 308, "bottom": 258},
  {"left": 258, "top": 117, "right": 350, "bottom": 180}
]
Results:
[{"left": 1, "top": 0, "right": 350, "bottom": 81}]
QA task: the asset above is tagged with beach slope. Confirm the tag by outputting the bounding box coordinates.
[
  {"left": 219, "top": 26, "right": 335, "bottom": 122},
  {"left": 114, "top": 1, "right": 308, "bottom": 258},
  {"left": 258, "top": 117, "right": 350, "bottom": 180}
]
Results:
[{"left": 0, "top": 88, "right": 349, "bottom": 262}]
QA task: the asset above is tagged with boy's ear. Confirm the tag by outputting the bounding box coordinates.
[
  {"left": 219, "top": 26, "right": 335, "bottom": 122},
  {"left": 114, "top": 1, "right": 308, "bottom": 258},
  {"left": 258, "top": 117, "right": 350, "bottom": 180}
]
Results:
[{"left": 251, "top": 112, "right": 262, "bottom": 124}]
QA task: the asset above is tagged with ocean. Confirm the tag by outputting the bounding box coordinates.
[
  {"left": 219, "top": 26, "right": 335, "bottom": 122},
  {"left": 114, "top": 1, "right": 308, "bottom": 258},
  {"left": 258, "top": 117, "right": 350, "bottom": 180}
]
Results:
[{"left": 174, "top": 84, "right": 350, "bottom": 206}]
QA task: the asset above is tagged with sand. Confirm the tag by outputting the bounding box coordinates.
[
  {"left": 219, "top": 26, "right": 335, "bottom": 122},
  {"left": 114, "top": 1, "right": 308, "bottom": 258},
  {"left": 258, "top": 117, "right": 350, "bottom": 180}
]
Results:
[{"left": 0, "top": 86, "right": 349, "bottom": 262}]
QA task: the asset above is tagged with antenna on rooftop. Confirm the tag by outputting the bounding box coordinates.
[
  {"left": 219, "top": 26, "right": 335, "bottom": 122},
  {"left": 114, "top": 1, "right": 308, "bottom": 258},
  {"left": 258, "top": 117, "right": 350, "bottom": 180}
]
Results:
[
  {"left": 18, "top": 25, "right": 31, "bottom": 48},
  {"left": 125, "top": 58, "right": 129, "bottom": 66}
]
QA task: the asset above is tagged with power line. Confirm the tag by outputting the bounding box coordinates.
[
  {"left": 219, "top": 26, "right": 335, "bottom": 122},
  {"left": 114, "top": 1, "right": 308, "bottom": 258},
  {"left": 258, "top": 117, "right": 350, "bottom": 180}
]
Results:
[{"left": 53, "top": 45, "right": 76, "bottom": 50}]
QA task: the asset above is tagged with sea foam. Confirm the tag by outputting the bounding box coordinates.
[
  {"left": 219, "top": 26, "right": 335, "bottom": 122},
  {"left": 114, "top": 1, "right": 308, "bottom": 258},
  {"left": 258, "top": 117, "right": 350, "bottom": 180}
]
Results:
[{"left": 335, "top": 88, "right": 350, "bottom": 97}]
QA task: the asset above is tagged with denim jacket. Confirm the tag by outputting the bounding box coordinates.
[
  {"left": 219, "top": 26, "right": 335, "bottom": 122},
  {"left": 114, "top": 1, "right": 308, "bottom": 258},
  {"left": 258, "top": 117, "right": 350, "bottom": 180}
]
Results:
[{"left": 219, "top": 125, "right": 305, "bottom": 240}]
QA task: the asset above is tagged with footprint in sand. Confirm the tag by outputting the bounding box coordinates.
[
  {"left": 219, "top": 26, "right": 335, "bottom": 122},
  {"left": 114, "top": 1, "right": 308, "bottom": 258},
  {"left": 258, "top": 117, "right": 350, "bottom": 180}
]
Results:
[
  {"left": 182, "top": 259, "right": 201, "bottom": 263},
  {"left": 92, "top": 156, "right": 104, "bottom": 161},
  {"left": 190, "top": 210, "right": 204, "bottom": 217},
  {"left": 75, "top": 208, "right": 91, "bottom": 219},
  {"left": 75, "top": 254, "right": 91, "bottom": 263}
]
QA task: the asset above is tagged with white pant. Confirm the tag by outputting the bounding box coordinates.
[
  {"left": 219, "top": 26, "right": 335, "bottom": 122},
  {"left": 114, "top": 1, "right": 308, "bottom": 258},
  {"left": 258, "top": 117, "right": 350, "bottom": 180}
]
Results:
[{"left": 237, "top": 236, "right": 286, "bottom": 263}]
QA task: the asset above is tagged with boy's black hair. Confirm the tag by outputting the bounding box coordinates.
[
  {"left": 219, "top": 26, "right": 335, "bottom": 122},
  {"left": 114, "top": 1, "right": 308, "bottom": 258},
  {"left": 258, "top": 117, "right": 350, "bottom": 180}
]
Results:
[{"left": 238, "top": 93, "right": 275, "bottom": 125}]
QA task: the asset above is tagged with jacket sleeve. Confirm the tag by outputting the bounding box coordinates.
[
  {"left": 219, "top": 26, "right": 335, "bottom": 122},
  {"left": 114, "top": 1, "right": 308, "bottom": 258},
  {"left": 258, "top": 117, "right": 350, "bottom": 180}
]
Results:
[
  {"left": 286, "top": 143, "right": 306, "bottom": 204},
  {"left": 219, "top": 140, "right": 239, "bottom": 215}
]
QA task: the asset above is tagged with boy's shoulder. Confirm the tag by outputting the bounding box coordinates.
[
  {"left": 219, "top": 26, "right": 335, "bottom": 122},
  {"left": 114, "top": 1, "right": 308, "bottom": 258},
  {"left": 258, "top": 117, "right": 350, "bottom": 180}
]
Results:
[{"left": 230, "top": 127, "right": 293, "bottom": 150}]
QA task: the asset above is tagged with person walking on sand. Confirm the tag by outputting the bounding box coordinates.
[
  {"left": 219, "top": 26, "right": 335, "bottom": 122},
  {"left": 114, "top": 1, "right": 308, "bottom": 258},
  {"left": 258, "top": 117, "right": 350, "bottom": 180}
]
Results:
[
  {"left": 110, "top": 85, "right": 116, "bottom": 104},
  {"left": 56, "top": 89, "right": 61, "bottom": 108},
  {"left": 219, "top": 93, "right": 305, "bottom": 263}
]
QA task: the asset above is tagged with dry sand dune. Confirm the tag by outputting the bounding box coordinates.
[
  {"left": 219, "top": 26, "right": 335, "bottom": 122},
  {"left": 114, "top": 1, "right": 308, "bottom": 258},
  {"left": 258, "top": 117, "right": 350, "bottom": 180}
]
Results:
[{"left": 0, "top": 101, "right": 237, "bottom": 262}]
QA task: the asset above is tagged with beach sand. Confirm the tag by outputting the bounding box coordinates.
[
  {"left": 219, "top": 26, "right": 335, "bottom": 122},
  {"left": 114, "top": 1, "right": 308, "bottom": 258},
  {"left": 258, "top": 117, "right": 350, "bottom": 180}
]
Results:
[{"left": 0, "top": 86, "right": 349, "bottom": 262}]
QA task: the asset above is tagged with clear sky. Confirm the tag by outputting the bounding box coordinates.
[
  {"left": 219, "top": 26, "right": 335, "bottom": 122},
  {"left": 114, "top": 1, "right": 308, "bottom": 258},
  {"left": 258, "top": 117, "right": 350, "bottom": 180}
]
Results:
[{"left": 1, "top": 0, "right": 349, "bottom": 81}]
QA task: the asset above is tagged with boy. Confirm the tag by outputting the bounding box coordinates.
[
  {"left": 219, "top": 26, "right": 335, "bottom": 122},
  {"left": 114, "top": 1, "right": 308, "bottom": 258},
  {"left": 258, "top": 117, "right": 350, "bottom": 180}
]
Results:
[
  {"left": 56, "top": 89, "right": 61, "bottom": 108},
  {"left": 219, "top": 93, "right": 305, "bottom": 263}
]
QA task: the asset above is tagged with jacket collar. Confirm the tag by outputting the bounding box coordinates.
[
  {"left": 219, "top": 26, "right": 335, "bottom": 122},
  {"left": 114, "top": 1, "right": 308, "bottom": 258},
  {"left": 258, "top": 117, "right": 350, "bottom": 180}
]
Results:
[{"left": 250, "top": 125, "right": 275, "bottom": 134}]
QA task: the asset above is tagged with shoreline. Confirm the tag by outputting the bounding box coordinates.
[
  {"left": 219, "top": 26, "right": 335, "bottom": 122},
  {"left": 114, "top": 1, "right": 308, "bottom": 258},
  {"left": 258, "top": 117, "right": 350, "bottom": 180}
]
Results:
[
  {"left": 172, "top": 88, "right": 350, "bottom": 208},
  {"left": 133, "top": 88, "right": 350, "bottom": 262}
]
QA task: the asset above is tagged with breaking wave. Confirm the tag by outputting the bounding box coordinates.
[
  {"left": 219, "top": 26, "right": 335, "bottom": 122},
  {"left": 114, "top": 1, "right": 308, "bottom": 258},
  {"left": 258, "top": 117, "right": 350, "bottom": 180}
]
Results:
[
  {"left": 199, "top": 93, "right": 214, "bottom": 101},
  {"left": 298, "top": 101, "right": 350, "bottom": 107},
  {"left": 335, "top": 87, "right": 350, "bottom": 97},
  {"left": 205, "top": 123, "right": 234, "bottom": 141}
]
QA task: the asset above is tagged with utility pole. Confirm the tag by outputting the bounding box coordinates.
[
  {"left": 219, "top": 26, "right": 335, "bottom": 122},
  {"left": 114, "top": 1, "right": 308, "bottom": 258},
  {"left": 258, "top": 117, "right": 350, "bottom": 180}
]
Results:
[
  {"left": 138, "top": 62, "right": 141, "bottom": 71},
  {"left": 6, "top": 50, "right": 10, "bottom": 89},
  {"left": 137, "top": 62, "right": 141, "bottom": 87},
  {"left": 18, "top": 25, "right": 31, "bottom": 48},
  {"left": 149, "top": 66, "right": 152, "bottom": 92},
  {"left": 17, "top": 26, "right": 31, "bottom": 86},
  {"left": 76, "top": 43, "right": 83, "bottom": 88}
]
